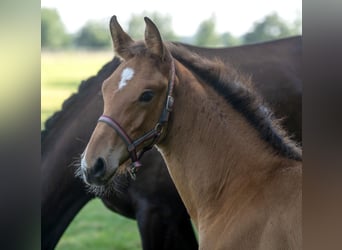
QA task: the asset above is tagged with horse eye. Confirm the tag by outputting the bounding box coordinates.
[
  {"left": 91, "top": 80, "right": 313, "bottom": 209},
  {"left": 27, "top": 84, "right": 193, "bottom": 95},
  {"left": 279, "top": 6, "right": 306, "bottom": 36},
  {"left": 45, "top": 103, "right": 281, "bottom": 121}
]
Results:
[{"left": 139, "top": 90, "right": 155, "bottom": 103}]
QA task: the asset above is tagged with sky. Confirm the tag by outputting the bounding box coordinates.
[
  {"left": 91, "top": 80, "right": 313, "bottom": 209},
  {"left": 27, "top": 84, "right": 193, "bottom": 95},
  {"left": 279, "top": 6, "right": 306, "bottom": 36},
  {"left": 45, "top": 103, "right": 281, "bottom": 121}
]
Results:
[{"left": 41, "top": 0, "right": 301, "bottom": 37}]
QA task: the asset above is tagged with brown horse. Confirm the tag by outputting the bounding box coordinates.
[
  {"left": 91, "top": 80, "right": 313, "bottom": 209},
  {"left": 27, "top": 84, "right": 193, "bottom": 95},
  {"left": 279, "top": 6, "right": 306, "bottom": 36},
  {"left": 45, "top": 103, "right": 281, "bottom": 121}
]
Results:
[
  {"left": 43, "top": 25, "right": 301, "bottom": 249},
  {"left": 42, "top": 35, "right": 301, "bottom": 249},
  {"left": 81, "top": 16, "right": 302, "bottom": 249}
]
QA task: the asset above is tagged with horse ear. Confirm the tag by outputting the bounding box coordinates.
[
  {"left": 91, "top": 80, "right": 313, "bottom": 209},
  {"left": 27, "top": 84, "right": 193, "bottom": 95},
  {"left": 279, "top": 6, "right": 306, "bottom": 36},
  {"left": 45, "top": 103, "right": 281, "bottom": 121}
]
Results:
[
  {"left": 109, "top": 15, "right": 134, "bottom": 59},
  {"left": 144, "top": 17, "right": 171, "bottom": 62}
]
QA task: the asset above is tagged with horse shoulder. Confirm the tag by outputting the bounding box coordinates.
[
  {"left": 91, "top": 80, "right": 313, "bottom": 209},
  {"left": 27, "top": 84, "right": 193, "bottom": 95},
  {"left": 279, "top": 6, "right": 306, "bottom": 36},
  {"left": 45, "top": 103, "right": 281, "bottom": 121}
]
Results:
[{"left": 198, "top": 161, "right": 302, "bottom": 250}]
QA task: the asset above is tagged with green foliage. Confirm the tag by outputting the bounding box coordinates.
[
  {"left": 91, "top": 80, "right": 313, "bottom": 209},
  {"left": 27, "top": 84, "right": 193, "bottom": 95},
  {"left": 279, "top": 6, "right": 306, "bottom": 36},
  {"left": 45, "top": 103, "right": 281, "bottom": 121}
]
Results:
[
  {"left": 41, "top": 8, "right": 70, "bottom": 49},
  {"left": 291, "top": 13, "right": 302, "bottom": 35},
  {"left": 41, "top": 8, "right": 302, "bottom": 51},
  {"left": 128, "top": 12, "right": 178, "bottom": 41},
  {"left": 127, "top": 14, "right": 144, "bottom": 40},
  {"left": 193, "top": 16, "right": 242, "bottom": 47},
  {"left": 243, "top": 13, "right": 300, "bottom": 44},
  {"left": 194, "top": 16, "right": 222, "bottom": 46},
  {"left": 220, "top": 32, "right": 242, "bottom": 46},
  {"left": 75, "top": 21, "right": 111, "bottom": 49}
]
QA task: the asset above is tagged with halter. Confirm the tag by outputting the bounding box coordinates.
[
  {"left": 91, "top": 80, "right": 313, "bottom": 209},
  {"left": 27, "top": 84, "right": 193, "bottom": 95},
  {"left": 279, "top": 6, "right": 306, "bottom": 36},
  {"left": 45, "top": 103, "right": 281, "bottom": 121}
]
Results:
[{"left": 98, "top": 59, "right": 175, "bottom": 179}]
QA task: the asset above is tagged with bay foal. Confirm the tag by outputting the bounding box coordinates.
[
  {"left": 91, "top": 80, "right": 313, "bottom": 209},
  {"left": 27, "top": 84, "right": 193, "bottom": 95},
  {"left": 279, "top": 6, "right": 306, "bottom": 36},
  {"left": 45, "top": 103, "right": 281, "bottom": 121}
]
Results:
[{"left": 81, "top": 16, "right": 302, "bottom": 249}]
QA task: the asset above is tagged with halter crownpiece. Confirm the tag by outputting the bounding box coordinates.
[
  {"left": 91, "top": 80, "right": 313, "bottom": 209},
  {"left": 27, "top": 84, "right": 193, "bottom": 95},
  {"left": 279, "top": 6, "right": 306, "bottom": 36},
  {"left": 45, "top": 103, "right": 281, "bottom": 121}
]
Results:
[{"left": 98, "top": 58, "right": 175, "bottom": 179}]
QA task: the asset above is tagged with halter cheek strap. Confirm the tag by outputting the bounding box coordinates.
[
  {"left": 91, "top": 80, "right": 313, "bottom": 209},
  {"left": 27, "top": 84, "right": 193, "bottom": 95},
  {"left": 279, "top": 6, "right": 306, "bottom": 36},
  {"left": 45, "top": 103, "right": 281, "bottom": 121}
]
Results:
[
  {"left": 97, "top": 115, "right": 142, "bottom": 166},
  {"left": 97, "top": 59, "right": 175, "bottom": 179}
]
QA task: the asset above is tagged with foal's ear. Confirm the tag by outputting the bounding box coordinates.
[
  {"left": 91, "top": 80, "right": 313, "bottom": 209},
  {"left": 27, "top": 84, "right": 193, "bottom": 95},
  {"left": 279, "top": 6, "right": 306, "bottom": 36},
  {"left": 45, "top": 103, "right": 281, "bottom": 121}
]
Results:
[
  {"left": 144, "top": 17, "right": 171, "bottom": 62},
  {"left": 109, "top": 15, "right": 134, "bottom": 59}
]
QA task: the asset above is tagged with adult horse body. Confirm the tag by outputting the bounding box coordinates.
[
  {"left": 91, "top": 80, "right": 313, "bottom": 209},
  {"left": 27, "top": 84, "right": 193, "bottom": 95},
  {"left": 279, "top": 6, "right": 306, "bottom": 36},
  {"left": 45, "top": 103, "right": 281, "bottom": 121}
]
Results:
[
  {"left": 42, "top": 26, "right": 301, "bottom": 249},
  {"left": 81, "top": 16, "right": 302, "bottom": 249}
]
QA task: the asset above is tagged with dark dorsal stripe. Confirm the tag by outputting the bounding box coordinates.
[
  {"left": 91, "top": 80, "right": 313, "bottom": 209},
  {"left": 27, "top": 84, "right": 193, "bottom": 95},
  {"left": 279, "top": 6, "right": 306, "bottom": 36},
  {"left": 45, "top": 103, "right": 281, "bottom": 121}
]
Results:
[
  {"left": 41, "top": 57, "right": 122, "bottom": 142},
  {"left": 168, "top": 43, "right": 302, "bottom": 161}
]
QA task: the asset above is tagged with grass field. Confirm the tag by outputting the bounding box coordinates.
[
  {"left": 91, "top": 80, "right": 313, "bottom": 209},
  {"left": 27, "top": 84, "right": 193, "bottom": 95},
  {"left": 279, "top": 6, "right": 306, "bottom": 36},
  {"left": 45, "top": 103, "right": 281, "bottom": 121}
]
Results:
[
  {"left": 42, "top": 51, "right": 142, "bottom": 249},
  {"left": 41, "top": 50, "right": 113, "bottom": 128},
  {"left": 55, "top": 199, "right": 141, "bottom": 250}
]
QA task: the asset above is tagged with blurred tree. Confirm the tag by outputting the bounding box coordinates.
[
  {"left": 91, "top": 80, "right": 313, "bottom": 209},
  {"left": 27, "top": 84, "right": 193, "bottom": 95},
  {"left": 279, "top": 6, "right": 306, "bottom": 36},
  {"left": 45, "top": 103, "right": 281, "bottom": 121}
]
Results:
[
  {"left": 220, "top": 32, "right": 241, "bottom": 46},
  {"left": 127, "top": 12, "right": 178, "bottom": 41},
  {"left": 127, "top": 14, "right": 144, "bottom": 40},
  {"left": 194, "top": 15, "right": 221, "bottom": 46},
  {"left": 291, "top": 12, "right": 302, "bottom": 35},
  {"left": 243, "top": 13, "right": 299, "bottom": 44},
  {"left": 41, "top": 8, "right": 70, "bottom": 49},
  {"left": 75, "top": 21, "right": 111, "bottom": 49}
]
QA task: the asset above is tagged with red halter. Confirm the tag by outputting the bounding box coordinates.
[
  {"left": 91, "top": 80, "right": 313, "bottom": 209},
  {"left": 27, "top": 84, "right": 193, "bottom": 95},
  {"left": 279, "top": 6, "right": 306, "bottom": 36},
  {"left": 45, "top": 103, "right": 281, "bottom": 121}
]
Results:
[{"left": 98, "top": 59, "right": 175, "bottom": 179}]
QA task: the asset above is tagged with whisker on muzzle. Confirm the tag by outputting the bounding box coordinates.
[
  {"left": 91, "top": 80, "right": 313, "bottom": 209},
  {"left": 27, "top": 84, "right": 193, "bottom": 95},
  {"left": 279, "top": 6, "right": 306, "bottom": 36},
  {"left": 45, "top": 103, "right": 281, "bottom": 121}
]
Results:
[{"left": 73, "top": 155, "right": 132, "bottom": 198}]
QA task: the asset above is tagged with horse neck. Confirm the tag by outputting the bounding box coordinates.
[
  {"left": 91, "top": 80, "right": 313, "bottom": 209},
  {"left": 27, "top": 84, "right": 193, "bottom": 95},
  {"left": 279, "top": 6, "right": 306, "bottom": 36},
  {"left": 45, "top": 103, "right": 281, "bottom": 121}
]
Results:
[
  {"left": 41, "top": 90, "right": 102, "bottom": 249},
  {"left": 42, "top": 90, "right": 101, "bottom": 196},
  {"left": 157, "top": 61, "right": 298, "bottom": 225},
  {"left": 41, "top": 83, "right": 103, "bottom": 204},
  {"left": 42, "top": 145, "right": 93, "bottom": 249},
  {"left": 42, "top": 119, "right": 95, "bottom": 248}
]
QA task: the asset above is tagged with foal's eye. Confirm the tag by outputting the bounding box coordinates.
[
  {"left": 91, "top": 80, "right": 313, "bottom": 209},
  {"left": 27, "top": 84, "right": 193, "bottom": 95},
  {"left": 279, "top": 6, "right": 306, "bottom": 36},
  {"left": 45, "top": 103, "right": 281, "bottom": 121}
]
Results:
[{"left": 139, "top": 90, "right": 155, "bottom": 103}]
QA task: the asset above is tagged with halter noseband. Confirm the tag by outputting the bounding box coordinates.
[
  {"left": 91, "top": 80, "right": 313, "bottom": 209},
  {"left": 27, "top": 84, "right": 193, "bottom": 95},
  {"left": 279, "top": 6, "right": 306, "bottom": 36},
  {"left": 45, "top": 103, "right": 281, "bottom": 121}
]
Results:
[{"left": 98, "top": 59, "right": 175, "bottom": 179}]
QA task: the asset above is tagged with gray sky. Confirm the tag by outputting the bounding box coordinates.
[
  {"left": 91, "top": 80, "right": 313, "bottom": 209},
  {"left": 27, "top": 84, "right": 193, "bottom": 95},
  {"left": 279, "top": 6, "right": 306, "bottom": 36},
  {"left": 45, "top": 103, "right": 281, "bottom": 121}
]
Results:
[{"left": 41, "top": 0, "right": 301, "bottom": 36}]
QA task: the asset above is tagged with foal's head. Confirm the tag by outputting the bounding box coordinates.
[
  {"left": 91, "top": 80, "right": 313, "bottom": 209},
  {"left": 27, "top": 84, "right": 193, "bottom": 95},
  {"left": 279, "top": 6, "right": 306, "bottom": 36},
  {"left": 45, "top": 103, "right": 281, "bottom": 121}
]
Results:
[{"left": 81, "top": 16, "right": 174, "bottom": 185}]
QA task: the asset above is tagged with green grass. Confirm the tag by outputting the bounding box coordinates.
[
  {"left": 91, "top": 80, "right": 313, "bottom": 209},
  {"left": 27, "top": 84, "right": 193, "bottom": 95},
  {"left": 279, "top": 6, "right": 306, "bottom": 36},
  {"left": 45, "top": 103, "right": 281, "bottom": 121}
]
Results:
[
  {"left": 55, "top": 199, "right": 141, "bottom": 250},
  {"left": 42, "top": 51, "right": 142, "bottom": 249},
  {"left": 41, "top": 50, "right": 113, "bottom": 128}
]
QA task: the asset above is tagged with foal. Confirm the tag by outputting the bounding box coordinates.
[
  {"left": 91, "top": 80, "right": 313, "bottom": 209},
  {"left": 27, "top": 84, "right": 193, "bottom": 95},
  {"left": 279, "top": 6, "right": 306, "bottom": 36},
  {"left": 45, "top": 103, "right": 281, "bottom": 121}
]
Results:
[{"left": 81, "top": 16, "right": 302, "bottom": 249}]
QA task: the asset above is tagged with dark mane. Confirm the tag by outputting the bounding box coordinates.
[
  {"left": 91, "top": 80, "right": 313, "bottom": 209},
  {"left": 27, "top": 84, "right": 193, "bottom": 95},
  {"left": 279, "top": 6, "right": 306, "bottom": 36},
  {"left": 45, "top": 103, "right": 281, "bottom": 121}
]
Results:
[
  {"left": 41, "top": 57, "right": 122, "bottom": 142},
  {"left": 167, "top": 43, "right": 302, "bottom": 161}
]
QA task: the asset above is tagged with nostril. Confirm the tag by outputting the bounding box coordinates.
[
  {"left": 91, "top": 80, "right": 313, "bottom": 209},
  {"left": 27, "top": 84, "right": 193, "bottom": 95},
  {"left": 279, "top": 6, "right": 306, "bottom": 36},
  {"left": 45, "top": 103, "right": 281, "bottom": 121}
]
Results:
[{"left": 93, "top": 157, "right": 106, "bottom": 178}]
